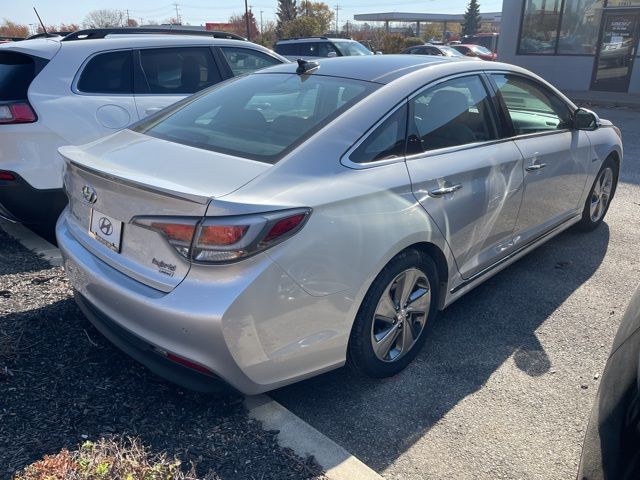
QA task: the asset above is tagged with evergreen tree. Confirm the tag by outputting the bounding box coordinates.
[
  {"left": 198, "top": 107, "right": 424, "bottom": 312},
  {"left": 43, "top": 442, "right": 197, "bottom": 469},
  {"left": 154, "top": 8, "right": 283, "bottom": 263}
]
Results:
[
  {"left": 277, "top": 0, "right": 297, "bottom": 37},
  {"left": 462, "top": 0, "right": 482, "bottom": 37}
]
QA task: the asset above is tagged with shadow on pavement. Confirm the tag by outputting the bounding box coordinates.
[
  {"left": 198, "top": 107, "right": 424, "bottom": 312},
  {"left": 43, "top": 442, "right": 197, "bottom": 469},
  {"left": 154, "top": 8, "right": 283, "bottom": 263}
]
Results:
[{"left": 271, "top": 223, "right": 611, "bottom": 472}]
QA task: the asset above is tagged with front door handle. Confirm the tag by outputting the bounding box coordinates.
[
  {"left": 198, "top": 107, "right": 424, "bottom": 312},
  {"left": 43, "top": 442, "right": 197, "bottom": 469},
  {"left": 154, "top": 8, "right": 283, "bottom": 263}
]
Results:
[
  {"left": 525, "top": 163, "right": 547, "bottom": 172},
  {"left": 145, "top": 107, "right": 163, "bottom": 115},
  {"left": 428, "top": 183, "right": 463, "bottom": 197}
]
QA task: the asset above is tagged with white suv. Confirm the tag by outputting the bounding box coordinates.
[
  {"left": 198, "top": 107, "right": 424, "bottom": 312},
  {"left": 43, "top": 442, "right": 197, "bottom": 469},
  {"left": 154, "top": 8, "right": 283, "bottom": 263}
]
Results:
[{"left": 0, "top": 28, "right": 286, "bottom": 237}]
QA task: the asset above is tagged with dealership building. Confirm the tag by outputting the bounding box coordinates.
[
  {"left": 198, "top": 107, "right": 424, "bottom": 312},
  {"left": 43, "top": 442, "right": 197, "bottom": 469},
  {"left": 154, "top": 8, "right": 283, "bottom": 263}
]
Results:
[{"left": 499, "top": 0, "right": 640, "bottom": 96}]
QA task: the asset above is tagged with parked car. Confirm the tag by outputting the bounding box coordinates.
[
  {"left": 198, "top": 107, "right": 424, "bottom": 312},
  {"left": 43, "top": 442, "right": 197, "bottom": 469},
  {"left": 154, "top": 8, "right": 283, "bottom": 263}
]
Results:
[
  {"left": 451, "top": 44, "right": 497, "bottom": 61},
  {"left": 462, "top": 32, "right": 499, "bottom": 53},
  {"left": 274, "top": 37, "right": 373, "bottom": 61},
  {"left": 579, "top": 284, "right": 640, "bottom": 480},
  {"left": 400, "top": 44, "right": 466, "bottom": 58},
  {"left": 0, "top": 27, "right": 286, "bottom": 239},
  {"left": 57, "top": 55, "right": 622, "bottom": 395}
]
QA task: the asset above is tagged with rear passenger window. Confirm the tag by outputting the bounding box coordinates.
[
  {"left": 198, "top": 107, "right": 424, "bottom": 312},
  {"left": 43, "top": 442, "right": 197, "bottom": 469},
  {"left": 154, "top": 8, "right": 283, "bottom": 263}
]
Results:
[
  {"left": 139, "top": 47, "right": 221, "bottom": 95},
  {"left": 78, "top": 50, "right": 133, "bottom": 94},
  {"left": 491, "top": 74, "right": 572, "bottom": 135},
  {"left": 350, "top": 105, "right": 407, "bottom": 164},
  {"left": 275, "top": 43, "right": 300, "bottom": 56},
  {"left": 409, "top": 75, "right": 496, "bottom": 152},
  {"left": 220, "top": 47, "right": 280, "bottom": 76}
]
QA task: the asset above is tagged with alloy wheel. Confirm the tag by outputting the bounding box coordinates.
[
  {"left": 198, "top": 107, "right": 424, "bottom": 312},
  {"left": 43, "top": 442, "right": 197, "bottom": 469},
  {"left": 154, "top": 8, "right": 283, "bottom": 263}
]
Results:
[
  {"left": 590, "top": 167, "right": 614, "bottom": 222},
  {"left": 370, "top": 268, "right": 431, "bottom": 362}
]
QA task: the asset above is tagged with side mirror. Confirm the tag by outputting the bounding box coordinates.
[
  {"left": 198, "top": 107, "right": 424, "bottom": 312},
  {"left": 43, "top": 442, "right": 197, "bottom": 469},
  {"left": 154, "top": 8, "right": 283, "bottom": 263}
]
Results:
[
  {"left": 574, "top": 108, "right": 601, "bottom": 131},
  {"left": 327, "top": 51, "right": 337, "bottom": 58}
]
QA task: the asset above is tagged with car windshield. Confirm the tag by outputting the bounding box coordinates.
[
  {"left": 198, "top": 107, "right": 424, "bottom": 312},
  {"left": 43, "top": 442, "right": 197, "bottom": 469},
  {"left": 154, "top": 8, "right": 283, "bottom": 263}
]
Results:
[
  {"left": 440, "top": 46, "right": 464, "bottom": 57},
  {"left": 333, "top": 41, "right": 373, "bottom": 56},
  {"left": 135, "top": 73, "right": 376, "bottom": 163},
  {"left": 471, "top": 45, "right": 492, "bottom": 55}
]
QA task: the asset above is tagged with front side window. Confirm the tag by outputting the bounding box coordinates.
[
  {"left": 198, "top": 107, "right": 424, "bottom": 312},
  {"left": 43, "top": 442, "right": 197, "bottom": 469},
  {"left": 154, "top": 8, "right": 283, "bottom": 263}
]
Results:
[
  {"left": 558, "top": 0, "right": 604, "bottom": 54},
  {"left": 410, "top": 75, "right": 497, "bottom": 153},
  {"left": 317, "top": 42, "right": 339, "bottom": 57},
  {"left": 220, "top": 47, "right": 281, "bottom": 76},
  {"left": 350, "top": 105, "right": 407, "bottom": 164},
  {"left": 139, "top": 47, "right": 221, "bottom": 95},
  {"left": 518, "top": 0, "right": 562, "bottom": 54},
  {"left": 492, "top": 74, "right": 572, "bottom": 135},
  {"left": 136, "top": 73, "right": 376, "bottom": 163},
  {"left": 78, "top": 50, "right": 133, "bottom": 94}
]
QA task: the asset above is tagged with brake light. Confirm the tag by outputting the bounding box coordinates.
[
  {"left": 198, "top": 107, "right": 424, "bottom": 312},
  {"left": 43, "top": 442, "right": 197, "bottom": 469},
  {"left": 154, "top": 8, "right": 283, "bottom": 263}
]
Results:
[
  {"left": 0, "top": 102, "right": 37, "bottom": 124},
  {"left": 0, "top": 171, "right": 16, "bottom": 181},
  {"left": 134, "top": 208, "right": 311, "bottom": 264}
]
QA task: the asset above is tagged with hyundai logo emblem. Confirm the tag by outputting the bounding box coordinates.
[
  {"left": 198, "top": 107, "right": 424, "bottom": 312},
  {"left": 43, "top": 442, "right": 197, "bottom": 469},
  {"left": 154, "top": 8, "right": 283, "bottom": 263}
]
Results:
[
  {"left": 82, "top": 184, "right": 98, "bottom": 204},
  {"left": 98, "top": 217, "right": 113, "bottom": 236}
]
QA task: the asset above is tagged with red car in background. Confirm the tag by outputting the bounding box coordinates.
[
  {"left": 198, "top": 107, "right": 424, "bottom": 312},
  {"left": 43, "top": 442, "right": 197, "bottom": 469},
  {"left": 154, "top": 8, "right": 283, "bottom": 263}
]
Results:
[{"left": 451, "top": 44, "right": 497, "bottom": 61}]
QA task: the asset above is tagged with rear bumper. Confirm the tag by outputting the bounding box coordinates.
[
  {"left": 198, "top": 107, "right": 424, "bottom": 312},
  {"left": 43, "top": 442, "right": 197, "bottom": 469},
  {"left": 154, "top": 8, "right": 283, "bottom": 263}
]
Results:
[
  {"left": 0, "top": 171, "right": 67, "bottom": 225},
  {"left": 56, "top": 209, "right": 348, "bottom": 395},
  {"left": 73, "top": 291, "right": 234, "bottom": 394}
]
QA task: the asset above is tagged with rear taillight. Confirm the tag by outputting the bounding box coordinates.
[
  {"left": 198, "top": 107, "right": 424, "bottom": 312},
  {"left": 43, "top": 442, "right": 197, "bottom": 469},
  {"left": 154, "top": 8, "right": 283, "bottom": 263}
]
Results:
[
  {"left": 134, "top": 208, "right": 311, "bottom": 264},
  {"left": 0, "top": 171, "right": 16, "bottom": 181},
  {"left": 0, "top": 102, "right": 37, "bottom": 124}
]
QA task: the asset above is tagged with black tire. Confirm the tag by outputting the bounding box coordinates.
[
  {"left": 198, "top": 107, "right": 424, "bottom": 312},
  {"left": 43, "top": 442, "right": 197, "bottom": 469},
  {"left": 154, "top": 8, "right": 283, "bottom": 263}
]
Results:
[
  {"left": 576, "top": 156, "right": 618, "bottom": 232},
  {"left": 348, "top": 248, "right": 439, "bottom": 378}
]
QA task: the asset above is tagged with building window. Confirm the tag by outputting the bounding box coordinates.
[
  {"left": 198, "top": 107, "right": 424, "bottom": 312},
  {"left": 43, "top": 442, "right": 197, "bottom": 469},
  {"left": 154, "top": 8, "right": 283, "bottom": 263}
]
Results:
[
  {"left": 519, "top": 0, "right": 563, "bottom": 54},
  {"left": 558, "top": 0, "right": 604, "bottom": 54}
]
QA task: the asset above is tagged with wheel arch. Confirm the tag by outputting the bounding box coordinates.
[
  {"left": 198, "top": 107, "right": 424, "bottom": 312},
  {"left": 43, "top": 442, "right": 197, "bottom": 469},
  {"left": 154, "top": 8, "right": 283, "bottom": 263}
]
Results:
[{"left": 397, "top": 241, "right": 450, "bottom": 310}]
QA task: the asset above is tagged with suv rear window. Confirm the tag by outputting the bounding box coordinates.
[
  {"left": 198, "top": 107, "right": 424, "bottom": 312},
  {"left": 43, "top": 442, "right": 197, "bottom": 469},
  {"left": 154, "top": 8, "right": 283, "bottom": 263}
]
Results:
[
  {"left": 136, "top": 73, "right": 376, "bottom": 163},
  {"left": 0, "top": 51, "right": 41, "bottom": 101},
  {"left": 78, "top": 50, "right": 133, "bottom": 94}
]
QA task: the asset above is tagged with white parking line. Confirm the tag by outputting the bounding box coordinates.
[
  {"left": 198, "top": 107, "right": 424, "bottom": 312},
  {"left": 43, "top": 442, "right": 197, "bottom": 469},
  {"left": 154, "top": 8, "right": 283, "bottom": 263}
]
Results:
[
  {"left": 246, "top": 395, "right": 383, "bottom": 480},
  {"left": 1, "top": 220, "right": 379, "bottom": 478},
  {"left": 0, "top": 220, "right": 63, "bottom": 266}
]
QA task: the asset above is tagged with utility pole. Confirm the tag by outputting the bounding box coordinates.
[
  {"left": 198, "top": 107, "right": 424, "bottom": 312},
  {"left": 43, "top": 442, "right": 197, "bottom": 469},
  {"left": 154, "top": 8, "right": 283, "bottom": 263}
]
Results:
[
  {"left": 244, "top": 0, "right": 251, "bottom": 41},
  {"left": 260, "top": 10, "right": 264, "bottom": 37},
  {"left": 335, "top": 4, "right": 340, "bottom": 34},
  {"left": 126, "top": 9, "right": 130, "bottom": 26},
  {"left": 173, "top": 3, "right": 181, "bottom": 25}
]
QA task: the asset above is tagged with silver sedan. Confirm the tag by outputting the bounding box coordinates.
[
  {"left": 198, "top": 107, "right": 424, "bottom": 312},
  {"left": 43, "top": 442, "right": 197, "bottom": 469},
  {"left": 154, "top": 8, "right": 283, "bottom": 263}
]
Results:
[{"left": 56, "top": 55, "right": 622, "bottom": 394}]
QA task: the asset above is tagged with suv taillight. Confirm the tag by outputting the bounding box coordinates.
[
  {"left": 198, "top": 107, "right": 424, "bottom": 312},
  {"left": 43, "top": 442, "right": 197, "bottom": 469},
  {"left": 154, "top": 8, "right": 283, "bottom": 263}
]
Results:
[
  {"left": 134, "top": 208, "right": 311, "bottom": 264},
  {"left": 0, "top": 102, "right": 37, "bottom": 124}
]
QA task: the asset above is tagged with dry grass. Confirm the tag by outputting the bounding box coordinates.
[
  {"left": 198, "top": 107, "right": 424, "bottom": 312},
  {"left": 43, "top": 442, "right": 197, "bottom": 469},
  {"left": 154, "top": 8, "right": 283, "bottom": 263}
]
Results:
[{"left": 14, "top": 436, "right": 201, "bottom": 480}]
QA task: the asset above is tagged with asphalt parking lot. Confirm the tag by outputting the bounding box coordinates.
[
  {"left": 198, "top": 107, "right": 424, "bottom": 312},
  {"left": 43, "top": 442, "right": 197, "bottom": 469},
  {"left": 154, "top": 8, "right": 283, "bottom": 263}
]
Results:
[
  {"left": 1, "top": 107, "right": 638, "bottom": 480},
  {"left": 271, "top": 107, "right": 640, "bottom": 479}
]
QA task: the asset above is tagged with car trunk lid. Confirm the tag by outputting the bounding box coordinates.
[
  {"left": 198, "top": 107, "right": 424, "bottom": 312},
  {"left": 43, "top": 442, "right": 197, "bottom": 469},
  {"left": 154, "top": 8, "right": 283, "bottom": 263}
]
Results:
[{"left": 59, "top": 130, "right": 271, "bottom": 292}]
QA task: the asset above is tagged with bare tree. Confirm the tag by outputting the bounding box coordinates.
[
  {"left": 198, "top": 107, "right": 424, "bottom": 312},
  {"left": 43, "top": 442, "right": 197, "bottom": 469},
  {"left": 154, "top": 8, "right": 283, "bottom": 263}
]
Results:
[
  {"left": 83, "top": 9, "right": 125, "bottom": 29},
  {"left": 0, "top": 19, "right": 29, "bottom": 38}
]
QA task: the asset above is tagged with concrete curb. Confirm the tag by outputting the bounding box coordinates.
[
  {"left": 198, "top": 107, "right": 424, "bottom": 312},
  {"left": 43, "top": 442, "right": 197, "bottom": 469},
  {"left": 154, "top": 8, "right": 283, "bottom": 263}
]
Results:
[
  {"left": 245, "top": 395, "right": 383, "bottom": 480},
  {"left": 0, "top": 221, "right": 63, "bottom": 267}
]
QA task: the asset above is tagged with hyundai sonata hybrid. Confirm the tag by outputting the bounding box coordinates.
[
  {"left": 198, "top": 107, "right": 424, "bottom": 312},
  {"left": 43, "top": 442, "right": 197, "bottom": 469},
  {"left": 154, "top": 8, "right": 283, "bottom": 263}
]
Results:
[{"left": 56, "top": 55, "right": 622, "bottom": 394}]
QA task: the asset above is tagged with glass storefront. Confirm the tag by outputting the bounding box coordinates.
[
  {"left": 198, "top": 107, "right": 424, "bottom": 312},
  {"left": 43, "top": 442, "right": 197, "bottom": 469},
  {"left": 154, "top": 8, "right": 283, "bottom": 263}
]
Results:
[
  {"left": 519, "top": 0, "right": 563, "bottom": 54},
  {"left": 558, "top": 0, "right": 604, "bottom": 54}
]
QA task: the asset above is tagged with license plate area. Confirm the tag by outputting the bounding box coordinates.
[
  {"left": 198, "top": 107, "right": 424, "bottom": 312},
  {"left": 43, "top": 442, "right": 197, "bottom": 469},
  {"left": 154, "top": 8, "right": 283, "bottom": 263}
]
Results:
[{"left": 89, "top": 209, "right": 123, "bottom": 253}]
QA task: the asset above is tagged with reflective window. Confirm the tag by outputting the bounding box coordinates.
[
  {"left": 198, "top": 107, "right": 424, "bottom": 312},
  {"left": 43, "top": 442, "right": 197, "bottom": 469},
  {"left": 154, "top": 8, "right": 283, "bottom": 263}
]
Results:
[
  {"left": 333, "top": 41, "right": 373, "bottom": 56},
  {"left": 78, "top": 50, "right": 133, "bottom": 94},
  {"left": 558, "top": 0, "right": 604, "bottom": 54},
  {"left": 519, "top": 0, "right": 562, "bottom": 54},
  {"left": 220, "top": 47, "right": 281, "bottom": 76},
  {"left": 350, "top": 105, "right": 407, "bottom": 163},
  {"left": 137, "top": 73, "right": 375, "bottom": 163},
  {"left": 492, "top": 74, "right": 572, "bottom": 135},
  {"left": 139, "top": 47, "right": 221, "bottom": 95},
  {"left": 409, "top": 75, "right": 496, "bottom": 152}
]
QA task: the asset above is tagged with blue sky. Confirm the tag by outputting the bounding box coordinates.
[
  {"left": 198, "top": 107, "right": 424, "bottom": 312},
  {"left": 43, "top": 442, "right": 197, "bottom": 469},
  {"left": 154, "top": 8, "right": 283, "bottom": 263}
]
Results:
[{"left": 7, "top": 1, "right": 503, "bottom": 30}]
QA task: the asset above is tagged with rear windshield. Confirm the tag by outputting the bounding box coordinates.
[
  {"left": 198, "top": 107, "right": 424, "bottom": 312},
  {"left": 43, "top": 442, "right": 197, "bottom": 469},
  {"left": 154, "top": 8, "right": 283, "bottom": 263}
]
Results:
[
  {"left": 136, "top": 73, "right": 376, "bottom": 163},
  {"left": 0, "top": 51, "right": 39, "bottom": 101}
]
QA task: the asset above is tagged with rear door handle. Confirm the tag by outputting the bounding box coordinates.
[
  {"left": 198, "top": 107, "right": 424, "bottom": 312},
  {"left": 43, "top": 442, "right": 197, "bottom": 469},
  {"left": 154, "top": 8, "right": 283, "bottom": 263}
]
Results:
[
  {"left": 525, "top": 163, "right": 547, "bottom": 172},
  {"left": 428, "top": 183, "right": 463, "bottom": 197}
]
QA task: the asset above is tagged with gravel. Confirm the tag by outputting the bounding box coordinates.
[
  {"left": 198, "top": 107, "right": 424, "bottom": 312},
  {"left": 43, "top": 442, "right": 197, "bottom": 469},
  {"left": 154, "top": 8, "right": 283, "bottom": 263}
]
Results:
[{"left": 0, "top": 227, "right": 325, "bottom": 480}]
